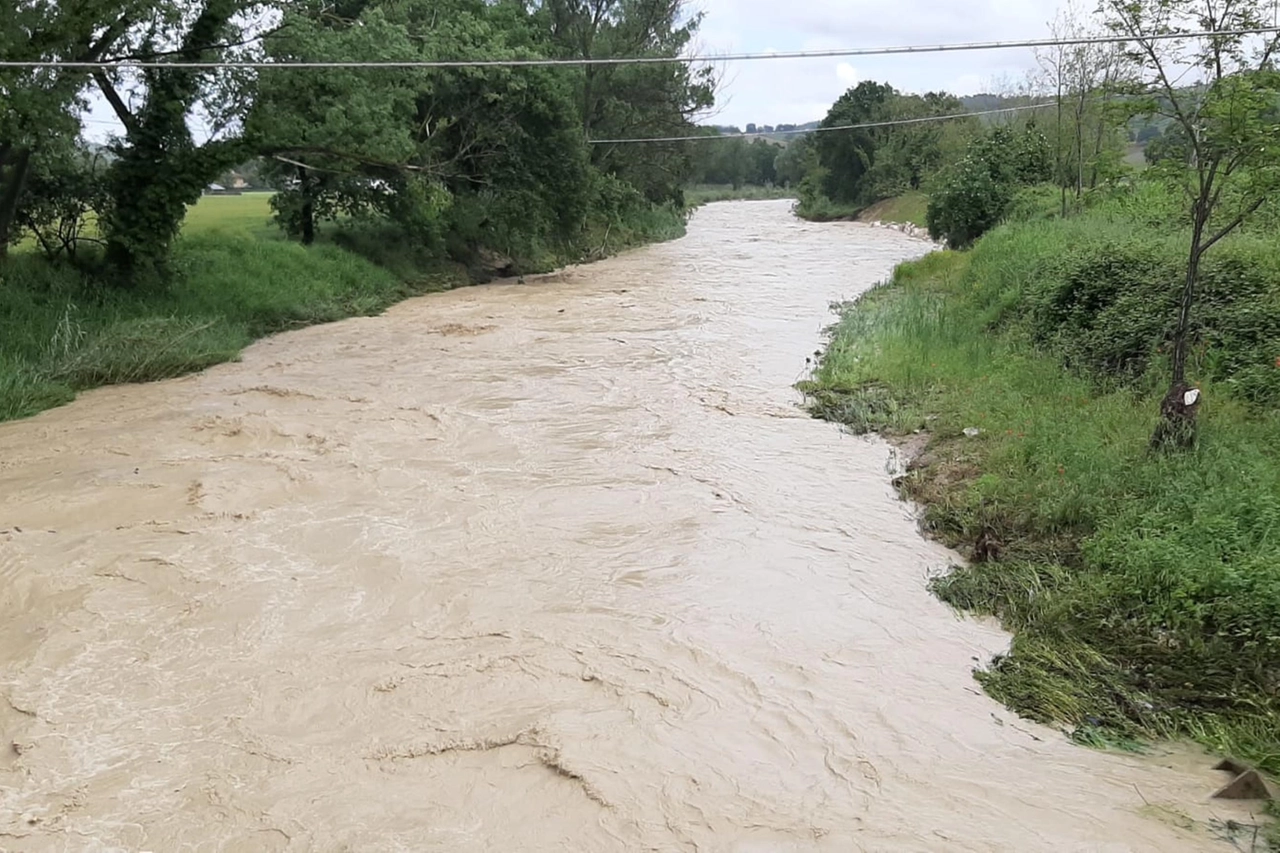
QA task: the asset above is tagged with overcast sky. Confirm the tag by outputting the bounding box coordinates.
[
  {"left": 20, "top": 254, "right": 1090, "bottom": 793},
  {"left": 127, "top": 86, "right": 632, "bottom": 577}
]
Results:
[{"left": 695, "top": 0, "right": 1066, "bottom": 128}]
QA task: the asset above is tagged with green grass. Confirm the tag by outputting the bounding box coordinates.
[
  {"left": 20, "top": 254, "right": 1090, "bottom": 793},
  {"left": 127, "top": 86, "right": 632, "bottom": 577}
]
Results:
[
  {"left": 857, "top": 191, "right": 929, "bottom": 228},
  {"left": 684, "top": 184, "right": 796, "bottom": 206},
  {"left": 793, "top": 194, "right": 863, "bottom": 222},
  {"left": 803, "top": 245, "right": 1280, "bottom": 836},
  {"left": 181, "top": 192, "right": 278, "bottom": 238}
]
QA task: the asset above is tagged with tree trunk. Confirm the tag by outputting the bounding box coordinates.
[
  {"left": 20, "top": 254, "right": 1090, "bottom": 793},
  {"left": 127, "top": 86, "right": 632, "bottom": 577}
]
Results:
[
  {"left": 0, "top": 146, "right": 33, "bottom": 257},
  {"left": 1152, "top": 208, "right": 1207, "bottom": 450},
  {"left": 1075, "top": 106, "right": 1085, "bottom": 200},
  {"left": 1089, "top": 106, "right": 1108, "bottom": 189},
  {"left": 1057, "top": 76, "right": 1067, "bottom": 218},
  {"left": 296, "top": 163, "right": 314, "bottom": 244}
]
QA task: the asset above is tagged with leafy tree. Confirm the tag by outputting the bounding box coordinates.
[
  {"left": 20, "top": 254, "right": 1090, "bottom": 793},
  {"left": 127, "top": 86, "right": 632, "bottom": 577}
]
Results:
[
  {"left": 862, "top": 91, "right": 973, "bottom": 199},
  {"left": 0, "top": 0, "right": 144, "bottom": 253},
  {"left": 538, "top": 0, "right": 716, "bottom": 204},
  {"left": 773, "top": 138, "right": 817, "bottom": 187},
  {"left": 814, "top": 81, "right": 895, "bottom": 204},
  {"left": 813, "top": 82, "right": 977, "bottom": 207},
  {"left": 926, "top": 124, "right": 1053, "bottom": 248},
  {"left": 92, "top": 0, "right": 270, "bottom": 280},
  {"left": 1104, "top": 0, "right": 1280, "bottom": 447},
  {"left": 247, "top": 3, "right": 424, "bottom": 244},
  {"left": 688, "top": 134, "right": 782, "bottom": 187}
]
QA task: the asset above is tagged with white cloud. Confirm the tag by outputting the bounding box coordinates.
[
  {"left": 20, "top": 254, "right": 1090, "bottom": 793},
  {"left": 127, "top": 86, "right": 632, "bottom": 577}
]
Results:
[{"left": 696, "top": 0, "right": 1064, "bottom": 126}]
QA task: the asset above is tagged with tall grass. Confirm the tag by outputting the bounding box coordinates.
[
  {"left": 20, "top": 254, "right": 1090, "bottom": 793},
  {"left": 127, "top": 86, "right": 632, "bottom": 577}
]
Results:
[{"left": 804, "top": 237, "right": 1280, "bottom": 823}]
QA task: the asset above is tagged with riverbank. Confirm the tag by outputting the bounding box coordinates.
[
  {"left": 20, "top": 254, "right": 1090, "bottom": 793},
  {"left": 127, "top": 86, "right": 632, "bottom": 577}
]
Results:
[
  {"left": 0, "top": 194, "right": 686, "bottom": 424},
  {"left": 792, "top": 190, "right": 930, "bottom": 229},
  {"left": 802, "top": 243, "right": 1280, "bottom": 837}
]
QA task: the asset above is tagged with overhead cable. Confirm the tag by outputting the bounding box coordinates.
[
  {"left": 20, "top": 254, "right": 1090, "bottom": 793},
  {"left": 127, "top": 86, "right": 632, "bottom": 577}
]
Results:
[
  {"left": 1, "top": 27, "right": 1277, "bottom": 70},
  {"left": 589, "top": 103, "right": 1056, "bottom": 144}
]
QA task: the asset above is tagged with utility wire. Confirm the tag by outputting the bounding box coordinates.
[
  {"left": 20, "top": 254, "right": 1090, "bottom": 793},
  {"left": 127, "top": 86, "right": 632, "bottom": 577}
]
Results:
[
  {"left": 589, "top": 103, "right": 1056, "bottom": 144},
  {"left": 2, "top": 27, "right": 1278, "bottom": 70}
]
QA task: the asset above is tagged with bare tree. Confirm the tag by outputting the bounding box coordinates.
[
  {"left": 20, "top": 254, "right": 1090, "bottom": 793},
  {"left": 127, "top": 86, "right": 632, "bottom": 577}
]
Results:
[{"left": 1037, "top": 0, "right": 1131, "bottom": 215}]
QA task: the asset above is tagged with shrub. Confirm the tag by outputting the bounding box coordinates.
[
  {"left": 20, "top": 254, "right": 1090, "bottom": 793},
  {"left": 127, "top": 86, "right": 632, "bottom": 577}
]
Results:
[{"left": 926, "top": 156, "right": 1013, "bottom": 249}]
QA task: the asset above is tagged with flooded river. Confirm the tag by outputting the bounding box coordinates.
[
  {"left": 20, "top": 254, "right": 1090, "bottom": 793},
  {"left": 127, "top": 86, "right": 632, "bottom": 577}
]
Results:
[{"left": 0, "top": 201, "right": 1251, "bottom": 850}]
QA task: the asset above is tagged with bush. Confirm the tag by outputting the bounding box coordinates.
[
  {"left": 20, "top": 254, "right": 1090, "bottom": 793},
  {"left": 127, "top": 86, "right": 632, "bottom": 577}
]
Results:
[
  {"left": 12, "top": 144, "right": 110, "bottom": 262},
  {"left": 926, "top": 125, "right": 1055, "bottom": 249},
  {"left": 926, "top": 156, "right": 1012, "bottom": 248}
]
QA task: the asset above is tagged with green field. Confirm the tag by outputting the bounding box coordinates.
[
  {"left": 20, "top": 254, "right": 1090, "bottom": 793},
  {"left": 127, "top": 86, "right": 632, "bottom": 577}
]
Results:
[{"left": 183, "top": 192, "right": 278, "bottom": 237}]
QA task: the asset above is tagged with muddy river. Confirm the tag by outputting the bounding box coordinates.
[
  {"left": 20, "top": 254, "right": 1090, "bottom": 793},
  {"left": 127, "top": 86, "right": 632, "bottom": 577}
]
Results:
[{"left": 0, "top": 201, "right": 1254, "bottom": 850}]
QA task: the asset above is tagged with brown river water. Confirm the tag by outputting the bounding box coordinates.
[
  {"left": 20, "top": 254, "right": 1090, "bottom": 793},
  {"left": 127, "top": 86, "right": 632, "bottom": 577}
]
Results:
[{"left": 0, "top": 201, "right": 1259, "bottom": 851}]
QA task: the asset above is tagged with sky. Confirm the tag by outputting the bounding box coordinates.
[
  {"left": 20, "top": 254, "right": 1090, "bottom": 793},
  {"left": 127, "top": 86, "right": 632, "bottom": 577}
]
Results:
[{"left": 694, "top": 0, "right": 1067, "bottom": 128}]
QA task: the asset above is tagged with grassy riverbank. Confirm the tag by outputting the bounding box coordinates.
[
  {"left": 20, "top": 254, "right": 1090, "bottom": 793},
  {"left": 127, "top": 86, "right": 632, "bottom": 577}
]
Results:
[
  {"left": 0, "top": 194, "right": 686, "bottom": 424},
  {"left": 792, "top": 191, "right": 929, "bottom": 226},
  {"left": 855, "top": 192, "right": 929, "bottom": 228},
  {"left": 803, "top": 213, "right": 1280, "bottom": 819}
]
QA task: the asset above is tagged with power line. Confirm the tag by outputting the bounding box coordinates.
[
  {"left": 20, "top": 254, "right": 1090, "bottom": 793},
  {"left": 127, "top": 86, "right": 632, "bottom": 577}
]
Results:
[
  {"left": 2, "top": 27, "right": 1278, "bottom": 70},
  {"left": 589, "top": 103, "right": 1055, "bottom": 145}
]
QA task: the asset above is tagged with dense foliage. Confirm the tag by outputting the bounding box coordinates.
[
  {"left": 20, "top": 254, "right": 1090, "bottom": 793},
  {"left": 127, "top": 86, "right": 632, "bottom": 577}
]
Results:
[{"left": 925, "top": 124, "right": 1053, "bottom": 248}]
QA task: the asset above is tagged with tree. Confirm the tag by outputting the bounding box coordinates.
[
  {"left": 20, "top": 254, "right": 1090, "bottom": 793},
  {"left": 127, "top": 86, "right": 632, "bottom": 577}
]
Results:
[
  {"left": 813, "top": 80, "right": 895, "bottom": 204},
  {"left": 1037, "top": 0, "right": 1131, "bottom": 214},
  {"left": 0, "top": 0, "right": 144, "bottom": 254},
  {"left": 813, "top": 83, "right": 977, "bottom": 207},
  {"left": 862, "top": 91, "right": 973, "bottom": 199},
  {"left": 538, "top": 0, "right": 716, "bottom": 204},
  {"left": 925, "top": 124, "right": 1053, "bottom": 248},
  {"left": 93, "top": 0, "right": 269, "bottom": 280},
  {"left": 1103, "top": 0, "right": 1280, "bottom": 447},
  {"left": 773, "top": 138, "right": 817, "bottom": 187},
  {"left": 247, "top": 3, "right": 424, "bottom": 245}
]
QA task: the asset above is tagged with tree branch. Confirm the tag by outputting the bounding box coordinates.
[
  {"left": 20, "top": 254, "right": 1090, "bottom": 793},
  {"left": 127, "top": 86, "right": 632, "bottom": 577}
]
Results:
[
  {"left": 1200, "top": 194, "right": 1267, "bottom": 253},
  {"left": 92, "top": 71, "right": 138, "bottom": 132}
]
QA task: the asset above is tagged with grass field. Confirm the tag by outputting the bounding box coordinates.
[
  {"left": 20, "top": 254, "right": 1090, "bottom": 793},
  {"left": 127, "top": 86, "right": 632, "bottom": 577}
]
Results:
[
  {"left": 183, "top": 192, "right": 277, "bottom": 237},
  {"left": 0, "top": 188, "right": 691, "bottom": 424}
]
